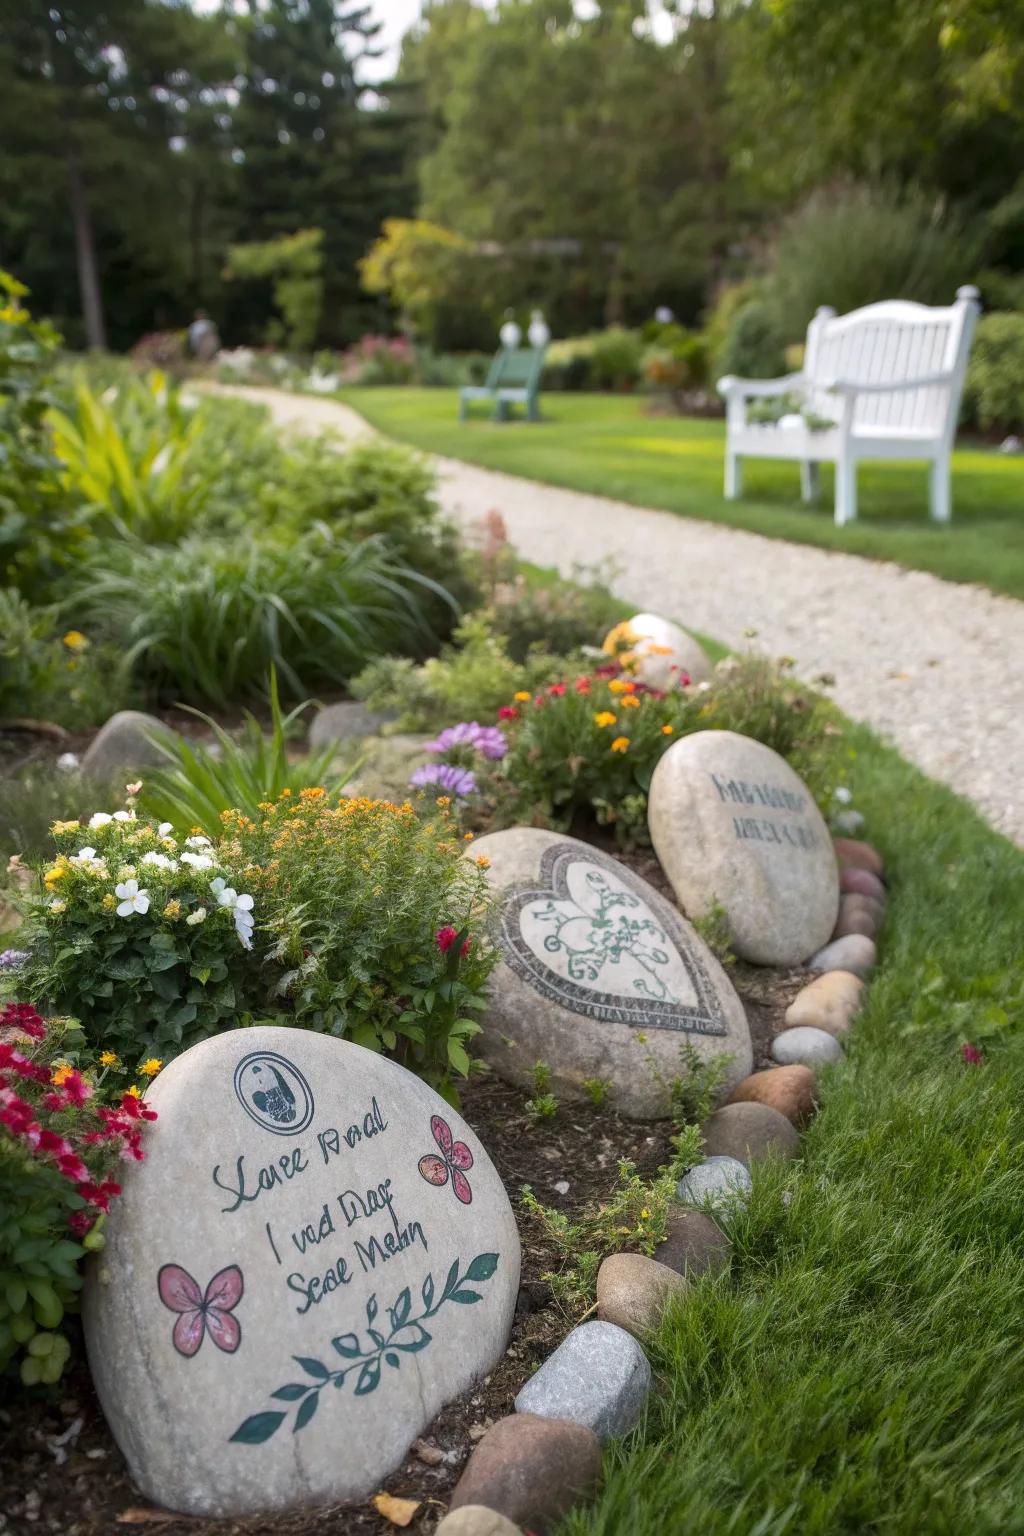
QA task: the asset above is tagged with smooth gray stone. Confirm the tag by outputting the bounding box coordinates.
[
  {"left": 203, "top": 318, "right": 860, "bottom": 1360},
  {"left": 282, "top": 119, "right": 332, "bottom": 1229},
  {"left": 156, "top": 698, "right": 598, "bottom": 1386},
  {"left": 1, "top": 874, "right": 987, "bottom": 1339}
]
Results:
[
  {"left": 468, "top": 827, "right": 752, "bottom": 1119},
  {"left": 675, "top": 1154, "right": 752, "bottom": 1212},
  {"left": 80, "top": 711, "right": 175, "bottom": 782},
  {"left": 771, "top": 1026, "right": 844, "bottom": 1067},
  {"left": 806, "top": 933, "right": 877, "bottom": 978},
  {"left": 84, "top": 1027, "right": 520, "bottom": 1517},
  {"left": 308, "top": 701, "right": 395, "bottom": 749},
  {"left": 514, "top": 1321, "right": 651, "bottom": 1440},
  {"left": 648, "top": 730, "right": 839, "bottom": 967}
]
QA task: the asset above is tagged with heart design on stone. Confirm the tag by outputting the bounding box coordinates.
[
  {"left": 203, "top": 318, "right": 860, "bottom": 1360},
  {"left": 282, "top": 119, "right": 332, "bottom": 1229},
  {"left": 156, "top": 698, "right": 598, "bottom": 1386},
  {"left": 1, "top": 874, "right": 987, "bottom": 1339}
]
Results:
[{"left": 500, "top": 843, "right": 727, "bottom": 1035}]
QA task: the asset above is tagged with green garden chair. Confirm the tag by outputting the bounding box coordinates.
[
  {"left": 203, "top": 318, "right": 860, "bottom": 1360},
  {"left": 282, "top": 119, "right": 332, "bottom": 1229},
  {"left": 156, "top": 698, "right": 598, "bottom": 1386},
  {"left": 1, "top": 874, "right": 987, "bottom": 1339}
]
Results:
[{"left": 458, "top": 345, "right": 545, "bottom": 422}]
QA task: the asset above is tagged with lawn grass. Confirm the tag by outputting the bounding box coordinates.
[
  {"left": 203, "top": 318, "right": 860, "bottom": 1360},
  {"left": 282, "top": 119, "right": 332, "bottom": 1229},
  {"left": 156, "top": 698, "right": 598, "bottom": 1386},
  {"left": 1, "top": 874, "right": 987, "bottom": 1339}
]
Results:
[
  {"left": 341, "top": 388, "right": 1024, "bottom": 602},
  {"left": 558, "top": 721, "right": 1024, "bottom": 1535}
]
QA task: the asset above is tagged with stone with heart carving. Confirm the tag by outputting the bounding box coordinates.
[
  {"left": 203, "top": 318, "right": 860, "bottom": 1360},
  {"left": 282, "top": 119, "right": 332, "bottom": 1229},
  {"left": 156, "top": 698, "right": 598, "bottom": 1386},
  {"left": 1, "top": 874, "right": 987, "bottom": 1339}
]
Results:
[{"left": 469, "top": 828, "right": 751, "bottom": 1118}]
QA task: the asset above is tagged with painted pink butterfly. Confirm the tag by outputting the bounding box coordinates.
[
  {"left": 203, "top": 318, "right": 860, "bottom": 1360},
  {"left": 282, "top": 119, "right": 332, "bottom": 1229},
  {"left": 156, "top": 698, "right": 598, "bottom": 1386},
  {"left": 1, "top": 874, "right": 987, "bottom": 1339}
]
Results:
[
  {"left": 418, "top": 1114, "right": 474, "bottom": 1205},
  {"left": 157, "top": 1263, "right": 244, "bottom": 1358}
]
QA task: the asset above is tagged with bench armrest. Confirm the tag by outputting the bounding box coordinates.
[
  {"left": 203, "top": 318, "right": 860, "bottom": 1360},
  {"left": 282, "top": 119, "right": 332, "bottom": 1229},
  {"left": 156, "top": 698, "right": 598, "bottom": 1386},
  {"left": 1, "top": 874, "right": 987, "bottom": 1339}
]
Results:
[
  {"left": 827, "top": 371, "right": 954, "bottom": 396},
  {"left": 717, "top": 372, "right": 804, "bottom": 400}
]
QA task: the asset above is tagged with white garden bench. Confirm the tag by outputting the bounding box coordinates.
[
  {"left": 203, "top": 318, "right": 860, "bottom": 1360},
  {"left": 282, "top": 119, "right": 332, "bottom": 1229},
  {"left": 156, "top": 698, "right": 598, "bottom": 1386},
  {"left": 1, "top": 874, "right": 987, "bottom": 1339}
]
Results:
[{"left": 717, "top": 286, "right": 980, "bottom": 524}]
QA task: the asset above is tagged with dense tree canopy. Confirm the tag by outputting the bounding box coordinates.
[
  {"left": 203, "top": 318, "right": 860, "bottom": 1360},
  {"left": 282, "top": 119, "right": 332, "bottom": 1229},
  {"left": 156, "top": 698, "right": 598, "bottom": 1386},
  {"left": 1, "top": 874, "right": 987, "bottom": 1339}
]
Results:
[{"left": 0, "top": 0, "right": 1021, "bottom": 351}]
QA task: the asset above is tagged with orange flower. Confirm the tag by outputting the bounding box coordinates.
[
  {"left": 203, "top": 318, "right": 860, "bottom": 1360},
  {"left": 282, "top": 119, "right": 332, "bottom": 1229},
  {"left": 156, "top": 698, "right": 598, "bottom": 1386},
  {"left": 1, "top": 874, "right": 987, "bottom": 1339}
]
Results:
[
  {"left": 661, "top": 724, "right": 674, "bottom": 735},
  {"left": 610, "top": 736, "right": 630, "bottom": 753},
  {"left": 300, "top": 787, "right": 326, "bottom": 800},
  {"left": 476, "top": 855, "right": 491, "bottom": 869},
  {"left": 621, "top": 695, "right": 641, "bottom": 709},
  {"left": 593, "top": 711, "right": 617, "bottom": 729}
]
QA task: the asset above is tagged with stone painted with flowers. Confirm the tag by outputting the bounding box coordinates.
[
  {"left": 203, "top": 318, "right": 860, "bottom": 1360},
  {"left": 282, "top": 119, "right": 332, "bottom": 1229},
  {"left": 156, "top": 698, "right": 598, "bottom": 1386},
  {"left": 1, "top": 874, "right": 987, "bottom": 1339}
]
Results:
[
  {"left": 468, "top": 828, "right": 751, "bottom": 1117},
  {"left": 83, "top": 1027, "right": 520, "bottom": 1517},
  {"left": 648, "top": 730, "right": 839, "bottom": 966},
  {"left": 603, "top": 612, "right": 711, "bottom": 691}
]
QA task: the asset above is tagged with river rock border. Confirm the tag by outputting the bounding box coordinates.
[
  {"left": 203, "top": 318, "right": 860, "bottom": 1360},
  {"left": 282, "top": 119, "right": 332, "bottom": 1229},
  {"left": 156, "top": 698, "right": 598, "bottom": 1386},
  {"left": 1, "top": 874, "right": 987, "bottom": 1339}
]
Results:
[{"left": 434, "top": 834, "right": 885, "bottom": 1536}]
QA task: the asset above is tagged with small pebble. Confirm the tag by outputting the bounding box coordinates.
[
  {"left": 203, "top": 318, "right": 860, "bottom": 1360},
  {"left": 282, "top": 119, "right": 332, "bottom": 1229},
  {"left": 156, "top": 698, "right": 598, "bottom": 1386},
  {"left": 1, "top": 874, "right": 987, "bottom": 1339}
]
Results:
[
  {"left": 436, "top": 1508, "right": 525, "bottom": 1536},
  {"left": 701, "top": 1102, "right": 800, "bottom": 1165},
  {"left": 450, "top": 1413, "right": 602, "bottom": 1533},
  {"left": 552, "top": 1180, "right": 570, "bottom": 1195},
  {"left": 831, "top": 896, "right": 878, "bottom": 940},
  {"left": 771, "top": 1026, "right": 844, "bottom": 1067},
  {"left": 785, "top": 971, "right": 864, "bottom": 1036},
  {"left": 807, "top": 933, "right": 877, "bottom": 978},
  {"left": 839, "top": 866, "right": 886, "bottom": 902},
  {"left": 832, "top": 837, "right": 885, "bottom": 877},
  {"left": 596, "top": 1252, "right": 688, "bottom": 1338},
  {"left": 653, "top": 1209, "right": 732, "bottom": 1278},
  {"left": 514, "top": 1322, "right": 651, "bottom": 1439},
  {"left": 727, "top": 1065, "right": 817, "bottom": 1127},
  {"left": 675, "top": 1155, "right": 751, "bottom": 1212}
]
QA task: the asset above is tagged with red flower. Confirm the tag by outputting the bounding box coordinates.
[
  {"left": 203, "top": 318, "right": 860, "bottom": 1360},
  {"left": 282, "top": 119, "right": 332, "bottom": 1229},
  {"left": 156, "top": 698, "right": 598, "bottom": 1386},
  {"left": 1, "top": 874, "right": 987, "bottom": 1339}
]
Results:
[
  {"left": 436, "top": 925, "right": 458, "bottom": 954},
  {"left": 0, "top": 1003, "right": 46, "bottom": 1040},
  {"left": 962, "top": 1042, "right": 984, "bottom": 1066},
  {"left": 68, "top": 1210, "right": 94, "bottom": 1238},
  {"left": 594, "top": 662, "right": 620, "bottom": 679},
  {"left": 58, "top": 1069, "right": 91, "bottom": 1107},
  {"left": 574, "top": 676, "right": 591, "bottom": 694},
  {"left": 57, "top": 1152, "right": 90, "bottom": 1185},
  {"left": 546, "top": 682, "right": 567, "bottom": 697},
  {"left": 497, "top": 705, "right": 519, "bottom": 721},
  {"left": 37, "top": 1129, "right": 72, "bottom": 1158},
  {"left": 119, "top": 1092, "right": 157, "bottom": 1122}
]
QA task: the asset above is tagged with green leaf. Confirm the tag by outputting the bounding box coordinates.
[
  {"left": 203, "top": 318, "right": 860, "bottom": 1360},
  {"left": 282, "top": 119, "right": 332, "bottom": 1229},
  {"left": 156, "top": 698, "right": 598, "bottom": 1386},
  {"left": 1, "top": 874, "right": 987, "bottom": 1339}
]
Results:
[
  {"left": 390, "top": 1323, "right": 431, "bottom": 1353},
  {"left": 392, "top": 1286, "right": 411, "bottom": 1326},
  {"left": 354, "top": 1357, "right": 381, "bottom": 1396},
  {"left": 465, "top": 1253, "right": 499, "bottom": 1282},
  {"left": 293, "top": 1355, "right": 329, "bottom": 1380},
  {"left": 230, "top": 1411, "right": 286, "bottom": 1445},
  {"left": 271, "top": 1383, "right": 311, "bottom": 1401},
  {"left": 294, "top": 1391, "right": 320, "bottom": 1432},
  {"left": 332, "top": 1332, "right": 361, "bottom": 1358},
  {"left": 442, "top": 1258, "right": 460, "bottom": 1299},
  {"left": 449, "top": 1288, "right": 483, "bottom": 1304},
  {"left": 421, "top": 1273, "right": 435, "bottom": 1311}
]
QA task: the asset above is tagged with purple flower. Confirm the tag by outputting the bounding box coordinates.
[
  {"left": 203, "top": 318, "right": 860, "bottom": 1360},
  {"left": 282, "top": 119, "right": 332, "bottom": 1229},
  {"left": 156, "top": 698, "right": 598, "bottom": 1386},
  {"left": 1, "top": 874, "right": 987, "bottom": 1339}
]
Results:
[
  {"left": 410, "top": 763, "right": 478, "bottom": 798},
  {"left": 0, "top": 950, "right": 30, "bottom": 972},
  {"left": 423, "top": 721, "right": 507, "bottom": 761}
]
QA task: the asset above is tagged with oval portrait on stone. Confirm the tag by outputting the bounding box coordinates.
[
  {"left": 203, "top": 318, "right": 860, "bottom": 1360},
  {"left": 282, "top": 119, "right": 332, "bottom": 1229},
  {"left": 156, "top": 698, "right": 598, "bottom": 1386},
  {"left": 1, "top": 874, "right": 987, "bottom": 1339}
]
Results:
[
  {"left": 647, "top": 729, "right": 839, "bottom": 966},
  {"left": 83, "top": 1028, "right": 521, "bottom": 1519},
  {"left": 469, "top": 827, "right": 751, "bottom": 1117},
  {"left": 234, "top": 1050, "right": 314, "bottom": 1136}
]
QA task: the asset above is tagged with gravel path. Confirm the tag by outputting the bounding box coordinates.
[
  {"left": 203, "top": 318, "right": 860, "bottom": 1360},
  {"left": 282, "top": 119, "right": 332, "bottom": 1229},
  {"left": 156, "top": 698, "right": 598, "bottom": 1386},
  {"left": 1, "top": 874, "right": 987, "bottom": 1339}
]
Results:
[{"left": 209, "top": 384, "right": 1024, "bottom": 845}]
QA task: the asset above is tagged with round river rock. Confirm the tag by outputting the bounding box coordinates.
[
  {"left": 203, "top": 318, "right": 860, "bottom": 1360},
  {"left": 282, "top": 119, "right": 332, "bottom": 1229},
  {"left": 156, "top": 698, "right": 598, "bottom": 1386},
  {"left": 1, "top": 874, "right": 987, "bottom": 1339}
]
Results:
[
  {"left": 647, "top": 730, "right": 839, "bottom": 966},
  {"left": 83, "top": 1028, "right": 520, "bottom": 1518},
  {"left": 470, "top": 828, "right": 752, "bottom": 1117}
]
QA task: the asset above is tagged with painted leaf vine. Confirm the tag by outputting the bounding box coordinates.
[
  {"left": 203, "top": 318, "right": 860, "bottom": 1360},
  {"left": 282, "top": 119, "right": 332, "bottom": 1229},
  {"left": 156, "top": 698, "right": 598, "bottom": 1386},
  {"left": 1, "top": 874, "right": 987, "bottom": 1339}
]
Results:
[{"left": 229, "top": 1252, "right": 500, "bottom": 1445}]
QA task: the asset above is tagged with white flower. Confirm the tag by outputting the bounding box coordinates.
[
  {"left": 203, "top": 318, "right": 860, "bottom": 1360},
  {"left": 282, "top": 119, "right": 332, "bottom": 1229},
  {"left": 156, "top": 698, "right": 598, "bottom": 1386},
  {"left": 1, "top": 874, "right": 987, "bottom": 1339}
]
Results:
[
  {"left": 112, "top": 810, "right": 136, "bottom": 823},
  {"left": 158, "top": 822, "right": 173, "bottom": 838},
  {"left": 115, "top": 880, "right": 150, "bottom": 917},
  {"left": 210, "top": 876, "right": 228, "bottom": 900},
  {"left": 88, "top": 812, "right": 113, "bottom": 829},
  {"left": 125, "top": 781, "right": 143, "bottom": 796},
  {"left": 834, "top": 786, "right": 852, "bottom": 805},
  {"left": 57, "top": 752, "right": 80, "bottom": 772},
  {"left": 71, "top": 846, "right": 100, "bottom": 866},
  {"left": 233, "top": 895, "right": 255, "bottom": 949},
  {"left": 185, "top": 835, "right": 211, "bottom": 848},
  {"left": 185, "top": 906, "right": 207, "bottom": 926},
  {"left": 49, "top": 898, "right": 67, "bottom": 914},
  {"left": 180, "top": 851, "right": 214, "bottom": 870},
  {"left": 142, "top": 851, "right": 176, "bottom": 871}
]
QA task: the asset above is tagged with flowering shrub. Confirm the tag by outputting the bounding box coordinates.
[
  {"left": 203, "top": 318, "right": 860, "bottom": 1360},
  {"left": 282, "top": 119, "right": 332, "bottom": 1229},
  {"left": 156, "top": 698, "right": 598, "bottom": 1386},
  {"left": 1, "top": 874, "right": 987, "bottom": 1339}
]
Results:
[
  {"left": 219, "top": 790, "right": 496, "bottom": 1100},
  {"left": 21, "top": 811, "right": 257, "bottom": 1061},
  {"left": 411, "top": 720, "right": 508, "bottom": 800},
  {"left": 339, "top": 334, "right": 417, "bottom": 387},
  {"left": 0, "top": 1003, "right": 155, "bottom": 1383},
  {"left": 491, "top": 667, "right": 694, "bottom": 843},
  {"left": 0, "top": 592, "right": 134, "bottom": 730}
]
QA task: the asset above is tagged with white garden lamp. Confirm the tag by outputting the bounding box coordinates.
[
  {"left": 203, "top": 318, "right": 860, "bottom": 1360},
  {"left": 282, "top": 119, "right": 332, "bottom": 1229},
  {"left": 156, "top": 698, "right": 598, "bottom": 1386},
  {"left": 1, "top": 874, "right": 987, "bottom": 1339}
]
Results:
[
  {"left": 528, "top": 309, "right": 551, "bottom": 348},
  {"left": 499, "top": 309, "right": 522, "bottom": 348}
]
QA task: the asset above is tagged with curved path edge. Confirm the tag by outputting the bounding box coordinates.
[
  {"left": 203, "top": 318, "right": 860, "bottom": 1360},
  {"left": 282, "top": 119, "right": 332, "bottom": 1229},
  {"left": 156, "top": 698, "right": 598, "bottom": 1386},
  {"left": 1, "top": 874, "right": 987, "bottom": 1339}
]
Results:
[{"left": 203, "top": 383, "right": 1024, "bottom": 846}]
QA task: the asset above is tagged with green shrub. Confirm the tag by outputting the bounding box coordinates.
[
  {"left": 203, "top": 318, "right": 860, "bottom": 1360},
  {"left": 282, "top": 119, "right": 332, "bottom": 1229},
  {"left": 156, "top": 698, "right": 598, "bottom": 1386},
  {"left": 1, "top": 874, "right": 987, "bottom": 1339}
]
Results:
[
  {"left": 543, "top": 328, "right": 643, "bottom": 391},
  {"left": 23, "top": 814, "right": 260, "bottom": 1060},
  {"left": 963, "top": 312, "right": 1024, "bottom": 434},
  {"left": 488, "top": 569, "right": 624, "bottom": 663},
  {"left": 352, "top": 610, "right": 557, "bottom": 732},
  {"left": 0, "top": 1004, "right": 157, "bottom": 1384},
  {"left": 219, "top": 791, "right": 496, "bottom": 1100},
  {"left": 138, "top": 671, "right": 358, "bottom": 838},
  {"left": 766, "top": 184, "right": 980, "bottom": 345},
  {"left": 718, "top": 298, "right": 788, "bottom": 381},
  {"left": 73, "top": 526, "right": 455, "bottom": 708},
  {"left": 0, "top": 590, "right": 134, "bottom": 731},
  {"left": 0, "top": 272, "right": 88, "bottom": 602}
]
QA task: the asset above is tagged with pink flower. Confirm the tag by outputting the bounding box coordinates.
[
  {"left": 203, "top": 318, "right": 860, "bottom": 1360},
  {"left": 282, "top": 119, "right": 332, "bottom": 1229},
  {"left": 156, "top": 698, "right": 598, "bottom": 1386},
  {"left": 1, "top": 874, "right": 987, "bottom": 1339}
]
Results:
[
  {"left": 57, "top": 1152, "right": 90, "bottom": 1184},
  {"left": 436, "top": 926, "right": 457, "bottom": 954},
  {"left": 547, "top": 682, "right": 567, "bottom": 697},
  {"left": 962, "top": 1042, "right": 984, "bottom": 1066},
  {"left": 498, "top": 705, "right": 519, "bottom": 721}
]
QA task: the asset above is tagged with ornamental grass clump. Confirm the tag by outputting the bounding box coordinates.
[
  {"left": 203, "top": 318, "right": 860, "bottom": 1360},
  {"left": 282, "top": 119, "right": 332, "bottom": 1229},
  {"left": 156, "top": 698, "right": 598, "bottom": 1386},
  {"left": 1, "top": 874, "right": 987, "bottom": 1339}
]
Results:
[
  {"left": 219, "top": 789, "right": 495, "bottom": 1100},
  {"left": 21, "top": 810, "right": 258, "bottom": 1061},
  {"left": 0, "top": 1004, "right": 156, "bottom": 1384}
]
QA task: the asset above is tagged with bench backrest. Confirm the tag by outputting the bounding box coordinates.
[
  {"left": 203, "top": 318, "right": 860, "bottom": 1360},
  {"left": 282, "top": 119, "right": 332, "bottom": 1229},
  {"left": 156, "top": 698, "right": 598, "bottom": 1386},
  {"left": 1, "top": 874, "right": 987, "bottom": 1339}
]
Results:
[
  {"left": 804, "top": 286, "right": 979, "bottom": 440},
  {"left": 487, "top": 345, "right": 546, "bottom": 391}
]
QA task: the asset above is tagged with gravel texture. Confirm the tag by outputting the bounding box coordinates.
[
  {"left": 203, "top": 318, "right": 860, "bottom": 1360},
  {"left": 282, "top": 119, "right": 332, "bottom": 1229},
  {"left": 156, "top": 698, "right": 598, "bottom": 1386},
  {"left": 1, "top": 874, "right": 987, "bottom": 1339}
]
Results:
[{"left": 207, "top": 385, "right": 1024, "bottom": 846}]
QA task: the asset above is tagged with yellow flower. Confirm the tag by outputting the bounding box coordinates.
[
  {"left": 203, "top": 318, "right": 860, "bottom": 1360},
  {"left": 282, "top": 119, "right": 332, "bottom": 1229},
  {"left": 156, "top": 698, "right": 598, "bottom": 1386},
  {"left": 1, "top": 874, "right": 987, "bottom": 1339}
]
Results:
[
  {"left": 50, "top": 819, "right": 81, "bottom": 836},
  {"left": 621, "top": 695, "right": 641, "bottom": 709},
  {"left": 593, "top": 711, "right": 617, "bottom": 729},
  {"left": 101, "top": 893, "right": 116, "bottom": 911},
  {"left": 51, "top": 1064, "right": 73, "bottom": 1086},
  {"left": 62, "top": 630, "right": 89, "bottom": 652},
  {"left": 610, "top": 736, "right": 630, "bottom": 753},
  {"left": 463, "top": 831, "right": 475, "bottom": 841},
  {"left": 640, "top": 1207, "right": 651, "bottom": 1220},
  {"left": 162, "top": 899, "right": 182, "bottom": 919},
  {"left": 139, "top": 1058, "right": 163, "bottom": 1077},
  {"left": 475, "top": 855, "right": 491, "bottom": 869},
  {"left": 125, "top": 1084, "right": 141, "bottom": 1098},
  {"left": 608, "top": 678, "right": 629, "bottom": 695},
  {"left": 661, "top": 724, "right": 674, "bottom": 735},
  {"left": 48, "top": 899, "right": 67, "bottom": 915},
  {"left": 647, "top": 643, "right": 673, "bottom": 656},
  {"left": 436, "top": 796, "right": 452, "bottom": 808},
  {"left": 44, "top": 856, "right": 70, "bottom": 889},
  {"left": 300, "top": 787, "right": 325, "bottom": 800},
  {"left": 602, "top": 620, "right": 637, "bottom": 657},
  {"left": 99, "top": 1051, "right": 119, "bottom": 1067},
  {"left": 514, "top": 691, "right": 531, "bottom": 702}
]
